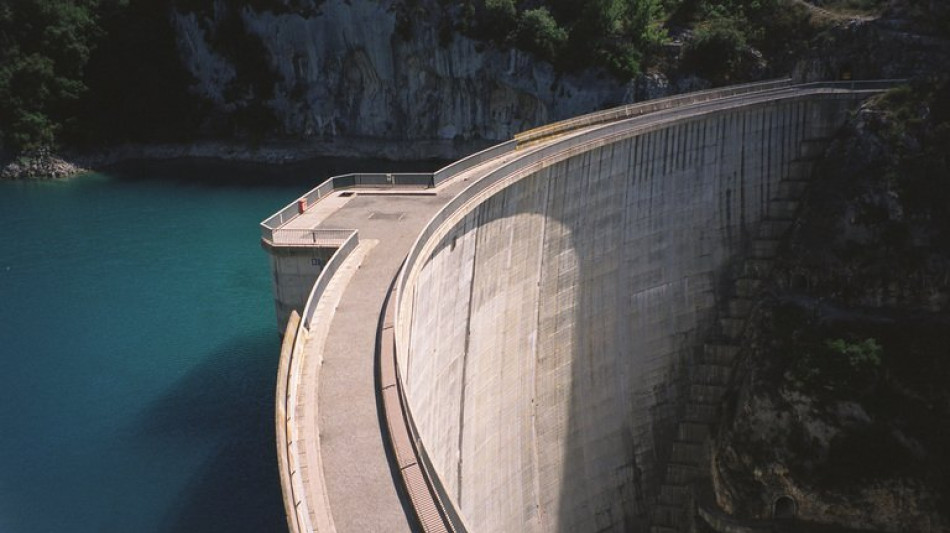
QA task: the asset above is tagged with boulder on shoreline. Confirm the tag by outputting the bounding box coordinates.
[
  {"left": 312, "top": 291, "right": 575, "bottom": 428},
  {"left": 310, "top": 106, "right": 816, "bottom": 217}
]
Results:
[{"left": 1, "top": 148, "right": 89, "bottom": 180}]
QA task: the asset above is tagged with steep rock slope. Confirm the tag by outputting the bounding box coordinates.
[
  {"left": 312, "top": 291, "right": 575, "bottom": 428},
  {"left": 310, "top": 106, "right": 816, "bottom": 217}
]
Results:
[
  {"left": 712, "top": 81, "right": 950, "bottom": 532},
  {"left": 170, "top": 0, "right": 633, "bottom": 154}
]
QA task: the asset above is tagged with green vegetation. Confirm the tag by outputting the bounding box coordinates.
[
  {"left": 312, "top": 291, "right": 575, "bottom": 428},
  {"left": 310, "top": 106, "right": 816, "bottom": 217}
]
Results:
[
  {"left": 0, "top": 0, "right": 200, "bottom": 153},
  {"left": 0, "top": 0, "right": 844, "bottom": 154},
  {"left": 515, "top": 7, "right": 568, "bottom": 60},
  {"left": 457, "top": 0, "right": 669, "bottom": 78},
  {"left": 682, "top": 16, "right": 750, "bottom": 84},
  {"left": 3, "top": 0, "right": 941, "bottom": 157},
  {"left": 787, "top": 332, "right": 884, "bottom": 396},
  {"left": 451, "top": 0, "right": 837, "bottom": 81},
  {"left": 751, "top": 297, "right": 950, "bottom": 494},
  {"left": 0, "top": 0, "right": 105, "bottom": 151},
  {"left": 791, "top": 337, "right": 883, "bottom": 393}
]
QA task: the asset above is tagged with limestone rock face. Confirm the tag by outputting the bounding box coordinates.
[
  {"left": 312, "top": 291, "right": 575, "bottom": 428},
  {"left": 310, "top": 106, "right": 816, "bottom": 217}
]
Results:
[
  {"left": 714, "top": 369, "right": 947, "bottom": 532},
  {"left": 170, "top": 0, "right": 634, "bottom": 154},
  {"left": 793, "top": 14, "right": 950, "bottom": 82}
]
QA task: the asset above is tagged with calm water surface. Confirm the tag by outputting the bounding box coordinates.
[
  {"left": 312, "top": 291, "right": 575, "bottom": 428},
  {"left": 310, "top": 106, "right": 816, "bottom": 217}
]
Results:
[{"left": 0, "top": 157, "right": 438, "bottom": 533}]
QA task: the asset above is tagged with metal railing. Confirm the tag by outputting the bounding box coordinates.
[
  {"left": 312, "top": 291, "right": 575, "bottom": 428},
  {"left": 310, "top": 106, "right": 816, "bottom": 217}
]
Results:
[
  {"left": 511, "top": 78, "right": 905, "bottom": 147},
  {"left": 260, "top": 173, "right": 435, "bottom": 240},
  {"left": 432, "top": 140, "right": 518, "bottom": 186},
  {"left": 259, "top": 161, "right": 522, "bottom": 242},
  {"left": 513, "top": 78, "right": 794, "bottom": 146},
  {"left": 270, "top": 228, "right": 357, "bottom": 247}
]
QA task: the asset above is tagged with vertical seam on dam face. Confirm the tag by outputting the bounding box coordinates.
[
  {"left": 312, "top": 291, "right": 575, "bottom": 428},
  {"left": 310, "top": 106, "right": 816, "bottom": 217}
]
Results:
[
  {"left": 456, "top": 212, "right": 479, "bottom": 505},
  {"left": 530, "top": 171, "right": 551, "bottom": 530}
]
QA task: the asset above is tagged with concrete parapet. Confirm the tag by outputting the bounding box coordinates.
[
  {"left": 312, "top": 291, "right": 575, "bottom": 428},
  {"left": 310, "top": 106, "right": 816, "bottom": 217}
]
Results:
[
  {"left": 276, "top": 310, "right": 304, "bottom": 533},
  {"left": 264, "top": 244, "right": 337, "bottom": 333},
  {"left": 272, "top": 232, "right": 369, "bottom": 533}
]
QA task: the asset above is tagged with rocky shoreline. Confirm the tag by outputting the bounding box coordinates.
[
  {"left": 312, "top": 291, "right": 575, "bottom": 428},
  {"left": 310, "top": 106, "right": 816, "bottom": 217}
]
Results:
[
  {"left": 0, "top": 149, "right": 90, "bottom": 180},
  {"left": 0, "top": 136, "right": 492, "bottom": 180}
]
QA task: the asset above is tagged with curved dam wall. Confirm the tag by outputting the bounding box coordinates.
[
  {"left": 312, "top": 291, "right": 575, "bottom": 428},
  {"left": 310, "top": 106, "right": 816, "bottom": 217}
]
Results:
[{"left": 396, "top": 95, "right": 858, "bottom": 532}]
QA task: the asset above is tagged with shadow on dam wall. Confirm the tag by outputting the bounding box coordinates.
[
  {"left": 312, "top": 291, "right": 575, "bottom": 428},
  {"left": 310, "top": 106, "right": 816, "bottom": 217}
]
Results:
[{"left": 402, "top": 97, "right": 851, "bottom": 532}]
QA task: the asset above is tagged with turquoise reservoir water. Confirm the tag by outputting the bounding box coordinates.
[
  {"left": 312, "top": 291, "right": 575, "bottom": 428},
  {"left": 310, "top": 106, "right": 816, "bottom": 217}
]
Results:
[{"left": 0, "top": 158, "right": 436, "bottom": 532}]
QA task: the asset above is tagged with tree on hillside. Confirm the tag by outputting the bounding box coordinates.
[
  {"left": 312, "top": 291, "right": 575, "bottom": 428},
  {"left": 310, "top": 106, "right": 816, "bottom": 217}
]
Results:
[
  {"left": 0, "top": 0, "right": 107, "bottom": 152},
  {"left": 469, "top": 0, "right": 669, "bottom": 78}
]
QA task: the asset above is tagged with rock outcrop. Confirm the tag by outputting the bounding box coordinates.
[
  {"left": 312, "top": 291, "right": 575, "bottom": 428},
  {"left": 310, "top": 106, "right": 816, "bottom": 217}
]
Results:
[
  {"left": 170, "top": 0, "right": 637, "bottom": 158},
  {"left": 794, "top": 3, "right": 950, "bottom": 82}
]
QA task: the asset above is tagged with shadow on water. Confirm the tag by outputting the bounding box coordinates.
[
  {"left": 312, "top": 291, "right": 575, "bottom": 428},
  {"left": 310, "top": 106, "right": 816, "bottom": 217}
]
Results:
[
  {"left": 135, "top": 332, "right": 286, "bottom": 533},
  {"left": 101, "top": 157, "right": 449, "bottom": 189}
]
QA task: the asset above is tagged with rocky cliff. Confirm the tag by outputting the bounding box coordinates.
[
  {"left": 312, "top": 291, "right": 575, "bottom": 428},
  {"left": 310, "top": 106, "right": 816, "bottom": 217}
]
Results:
[
  {"left": 170, "top": 0, "right": 640, "bottom": 159},
  {"left": 165, "top": 0, "right": 950, "bottom": 161}
]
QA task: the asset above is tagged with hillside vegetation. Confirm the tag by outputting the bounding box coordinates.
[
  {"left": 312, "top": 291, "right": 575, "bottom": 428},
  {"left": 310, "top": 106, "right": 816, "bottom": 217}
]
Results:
[
  {"left": 1, "top": 0, "right": 945, "bottom": 157},
  {"left": 0, "top": 0, "right": 197, "bottom": 154}
]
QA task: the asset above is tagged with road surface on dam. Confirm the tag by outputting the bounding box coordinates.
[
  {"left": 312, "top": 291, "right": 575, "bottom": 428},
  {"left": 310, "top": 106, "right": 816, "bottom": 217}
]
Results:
[
  {"left": 263, "top": 80, "right": 896, "bottom": 533},
  {"left": 291, "top": 161, "right": 511, "bottom": 532}
]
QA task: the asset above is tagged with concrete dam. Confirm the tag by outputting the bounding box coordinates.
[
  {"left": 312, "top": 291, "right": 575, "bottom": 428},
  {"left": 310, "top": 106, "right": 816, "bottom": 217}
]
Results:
[{"left": 261, "top": 80, "right": 895, "bottom": 533}]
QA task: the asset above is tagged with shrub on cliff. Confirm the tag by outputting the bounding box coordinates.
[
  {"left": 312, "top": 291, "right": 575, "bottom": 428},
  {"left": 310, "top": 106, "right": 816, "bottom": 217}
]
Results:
[
  {"left": 463, "top": 0, "right": 668, "bottom": 78},
  {"left": 514, "top": 7, "right": 568, "bottom": 60},
  {"left": 682, "top": 16, "right": 749, "bottom": 84}
]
